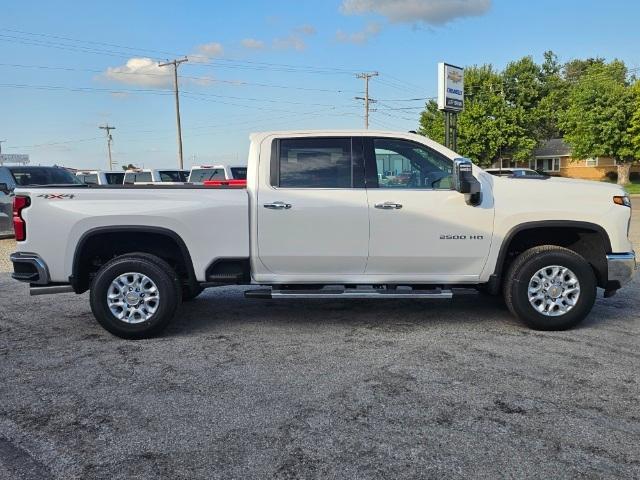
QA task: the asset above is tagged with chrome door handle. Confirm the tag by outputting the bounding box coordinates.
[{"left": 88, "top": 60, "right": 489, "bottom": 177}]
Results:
[
  {"left": 375, "top": 202, "right": 403, "bottom": 210},
  {"left": 263, "top": 201, "right": 292, "bottom": 210}
]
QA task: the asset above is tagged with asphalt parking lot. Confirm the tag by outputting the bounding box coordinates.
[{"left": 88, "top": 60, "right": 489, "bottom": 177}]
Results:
[{"left": 0, "top": 202, "right": 638, "bottom": 479}]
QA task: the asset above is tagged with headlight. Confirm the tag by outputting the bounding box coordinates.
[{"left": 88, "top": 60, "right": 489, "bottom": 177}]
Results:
[{"left": 613, "top": 195, "right": 631, "bottom": 207}]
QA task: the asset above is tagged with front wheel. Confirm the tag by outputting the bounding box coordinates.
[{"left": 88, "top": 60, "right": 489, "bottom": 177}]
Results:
[
  {"left": 504, "top": 246, "right": 597, "bottom": 330},
  {"left": 90, "top": 254, "right": 182, "bottom": 339}
]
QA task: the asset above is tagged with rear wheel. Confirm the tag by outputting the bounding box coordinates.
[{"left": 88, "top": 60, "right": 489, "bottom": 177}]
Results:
[
  {"left": 89, "top": 254, "right": 182, "bottom": 339},
  {"left": 503, "top": 246, "right": 596, "bottom": 330}
]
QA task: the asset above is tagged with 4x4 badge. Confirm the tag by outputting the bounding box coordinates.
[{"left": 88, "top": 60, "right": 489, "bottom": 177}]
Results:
[{"left": 37, "top": 194, "right": 75, "bottom": 200}]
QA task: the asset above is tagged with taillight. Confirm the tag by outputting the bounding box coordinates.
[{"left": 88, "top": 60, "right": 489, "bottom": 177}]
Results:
[
  {"left": 203, "top": 180, "right": 247, "bottom": 188},
  {"left": 12, "top": 195, "right": 30, "bottom": 241}
]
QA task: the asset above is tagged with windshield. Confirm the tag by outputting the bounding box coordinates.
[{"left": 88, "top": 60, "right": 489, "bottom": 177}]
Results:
[
  {"left": 230, "top": 167, "right": 247, "bottom": 180},
  {"left": 104, "top": 172, "right": 125, "bottom": 184},
  {"left": 189, "top": 168, "right": 226, "bottom": 182},
  {"left": 10, "top": 167, "right": 82, "bottom": 186},
  {"left": 159, "top": 170, "right": 188, "bottom": 182}
]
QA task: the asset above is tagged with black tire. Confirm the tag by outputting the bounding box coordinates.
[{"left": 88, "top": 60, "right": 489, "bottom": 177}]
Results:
[
  {"left": 182, "top": 285, "right": 204, "bottom": 302},
  {"left": 503, "top": 245, "right": 597, "bottom": 330},
  {"left": 89, "top": 254, "right": 182, "bottom": 339}
]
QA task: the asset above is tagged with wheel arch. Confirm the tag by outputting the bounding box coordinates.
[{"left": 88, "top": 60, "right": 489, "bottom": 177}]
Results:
[
  {"left": 70, "top": 226, "right": 197, "bottom": 293},
  {"left": 488, "top": 220, "right": 612, "bottom": 293}
]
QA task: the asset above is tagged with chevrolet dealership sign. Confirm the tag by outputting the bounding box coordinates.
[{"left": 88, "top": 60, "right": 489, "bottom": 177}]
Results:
[{"left": 438, "top": 62, "right": 464, "bottom": 112}]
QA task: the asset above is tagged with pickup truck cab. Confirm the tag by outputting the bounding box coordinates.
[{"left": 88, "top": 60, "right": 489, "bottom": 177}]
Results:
[
  {"left": 123, "top": 168, "right": 189, "bottom": 184},
  {"left": 9, "top": 130, "right": 636, "bottom": 338},
  {"left": 188, "top": 164, "right": 247, "bottom": 183},
  {"left": 76, "top": 170, "right": 125, "bottom": 185}
]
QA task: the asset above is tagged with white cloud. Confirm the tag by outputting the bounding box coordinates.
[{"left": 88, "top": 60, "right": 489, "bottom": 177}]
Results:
[
  {"left": 273, "top": 24, "right": 316, "bottom": 51},
  {"left": 103, "top": 57, "right": 172, "bottom": 87},
  {"left": 188, "top": 42, "right": 224, "bottom": 63},
  {"left": 241, "top": 38, "right": 265, "bottom": 50},
  {"left": 296, "top": 24, "right": 317, "bottom": 35},
  {"left": 336, "top": 22, "right": 382, "bottom": 44},
  {"left": 340, "top": 0, "right": 491, "bottom": 25}
]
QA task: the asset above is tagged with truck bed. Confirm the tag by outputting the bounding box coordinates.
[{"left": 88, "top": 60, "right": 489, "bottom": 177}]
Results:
[{"left": 14, "top": 184, "right": 249, "bottom": 282}]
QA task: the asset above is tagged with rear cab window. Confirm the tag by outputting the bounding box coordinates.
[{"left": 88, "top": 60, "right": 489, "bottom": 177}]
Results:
[
  {"left": 124, "top": 172, "right": 152, "bottom": 184},
  {"left": 77, "top": 174, "right": 98, "bottom": 185},
  {"left": 230, "top": 167, "right": 247, "bottom": 180},
  {"left": 104, "top": 172, "right": 125, "bottom": 184},
  {"left": 159, "top": 170, "right": 188, "bottom": 182},
  {"left": 189, "top": 169, "right": 226, "bottom": 182}
]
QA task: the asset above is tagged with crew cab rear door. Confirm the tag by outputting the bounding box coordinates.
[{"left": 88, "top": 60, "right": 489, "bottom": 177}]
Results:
[
  {"left": 364, "top": 136, "right": 494, "bottom": 281},
  {"left": 256, "top": 136, "right": 369, "bottom": 275}
]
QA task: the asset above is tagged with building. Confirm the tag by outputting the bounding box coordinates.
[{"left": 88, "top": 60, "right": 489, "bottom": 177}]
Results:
[{"left": 491, "top": 138, "right": 640, "bottom": 180}]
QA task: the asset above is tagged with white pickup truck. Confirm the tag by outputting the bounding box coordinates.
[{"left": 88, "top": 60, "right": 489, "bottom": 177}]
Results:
[{"left": 9, "top": 130, "right": 636, "bottom": 338}]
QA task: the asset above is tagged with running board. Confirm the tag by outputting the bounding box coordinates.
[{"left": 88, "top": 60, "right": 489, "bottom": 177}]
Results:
[{"left": 245, "top": 286, "right": 457, "bottom": 300}]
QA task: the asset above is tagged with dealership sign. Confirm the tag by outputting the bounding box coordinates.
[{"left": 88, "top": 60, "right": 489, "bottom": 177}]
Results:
[
  {"left": 438, "top": 62, "right": 464, "bottom": 112},
  {"left": 0, "top": 154, "right": 29, "bottom": 164}
]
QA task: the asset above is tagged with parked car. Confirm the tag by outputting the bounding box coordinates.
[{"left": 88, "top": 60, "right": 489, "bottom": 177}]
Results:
[
  {"left": 9, "top": 130, "right": 636, "bottom": 338},
  {"left": 188, "top": 165, "right": 247, "bottom": 183},
  {"left": 485, "top": 168, "right": 547, "bottom": 178},
  {"left": 123, "top": 169, "right": 189, "bottom": 184},
  {"left": 0, "top": 165, "right": 81, "bottom": 237},
  {"left": 76, "top": 170, "right": 125, "bottom": 185}
]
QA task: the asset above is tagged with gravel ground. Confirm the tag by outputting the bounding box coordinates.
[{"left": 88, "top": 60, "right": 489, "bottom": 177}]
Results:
[
  {"left": 0, "top": 239, "right": 13, "bottom": 273},
  {"left": 0, "top": 203, "right": 638, "bottom": 479}
]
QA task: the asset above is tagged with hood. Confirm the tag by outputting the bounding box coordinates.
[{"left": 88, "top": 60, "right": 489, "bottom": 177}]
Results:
[{"left": 484, "top": 173, "right": 626, "bottom": 195}]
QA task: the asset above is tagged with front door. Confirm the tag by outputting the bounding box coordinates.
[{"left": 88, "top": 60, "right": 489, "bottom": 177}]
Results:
[
  {"left": 365, "top": 137, "right": 494, "bottom": 281},
  {"left": 257, "top": 137, "right": 369, "bottom": 276}
]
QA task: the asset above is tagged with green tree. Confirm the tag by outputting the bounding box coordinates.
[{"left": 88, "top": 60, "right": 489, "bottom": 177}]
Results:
[
  {"left": 419, "top": 64, "right": 535, "bottom": 167},
  {"left": 560, "top": 60, "right": 635, "bottom": 184},
  {"left": 121, "top": 163, "right": 138, "bottom": 171},
  {"left": 626, "top": 80, "right": 640, "bottom": 167}
]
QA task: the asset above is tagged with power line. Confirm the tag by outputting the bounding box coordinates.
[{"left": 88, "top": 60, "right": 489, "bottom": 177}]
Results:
[{"left": 0, "top": 63, "right": 359, "bottom": 94}]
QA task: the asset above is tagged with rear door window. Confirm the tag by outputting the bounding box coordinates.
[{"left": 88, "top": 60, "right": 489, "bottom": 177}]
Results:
[{"left": 276, "top": 138, "right": 353, "bottom": 188}]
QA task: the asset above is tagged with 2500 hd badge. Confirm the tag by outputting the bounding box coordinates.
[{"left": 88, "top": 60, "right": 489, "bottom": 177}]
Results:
[{"left": 440, "top": 234, "right": 485, "bottom": 240}]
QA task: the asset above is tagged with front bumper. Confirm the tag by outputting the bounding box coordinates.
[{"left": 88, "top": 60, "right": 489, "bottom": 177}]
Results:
[{"left": 606, "top": 252, "right": 637, "bottom": 289}]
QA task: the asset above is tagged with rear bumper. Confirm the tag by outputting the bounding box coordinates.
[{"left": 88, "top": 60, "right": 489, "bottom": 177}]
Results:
[
  {"left": 606, "top": 252, "right": 637, "bottom": 289},
  {"left": 10, "top": 252, "right": 50, "bottom": 285},
  {"left": 10, "top": 252, "right": 75, "bottom": 295}
]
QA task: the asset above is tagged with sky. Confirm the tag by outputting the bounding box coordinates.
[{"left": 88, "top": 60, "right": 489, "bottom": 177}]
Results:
[{"left": 2, "top": 0, "right": 640, "bottom": 170}]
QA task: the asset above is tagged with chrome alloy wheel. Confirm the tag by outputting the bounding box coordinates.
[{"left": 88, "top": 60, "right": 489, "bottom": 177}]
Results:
[
  {"left": 107, "top": 272, "right": 160, "bottom": 323},
  {"left": 528, "top": 265, "right": 581, "bottom": 317}
]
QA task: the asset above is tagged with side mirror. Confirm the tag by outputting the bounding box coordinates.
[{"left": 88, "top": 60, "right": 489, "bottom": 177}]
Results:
[
  {"left": 0, "top": 183, "right": 10, "bottom": 195},
  {"left": 452, "top": 158, "right": 482, "bottom": 206}
]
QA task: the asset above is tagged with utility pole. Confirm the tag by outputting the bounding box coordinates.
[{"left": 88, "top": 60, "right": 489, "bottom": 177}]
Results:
[
  {"left": 0, "top": 140, "right": 5, "bottom": 155},
  {"left": 99, "top": 124, "right": 116, "bottom": 170},
  {"left": 355, "top": 72, "right": 378, "bottom": 129},
  {"left": 159, "top": 57, "right": 188, "bottom": 169}
]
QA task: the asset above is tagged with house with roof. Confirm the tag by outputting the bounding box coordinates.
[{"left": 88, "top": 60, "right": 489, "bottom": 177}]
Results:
[{"left": 491, "top": 138, "right": 639, "bottom": 180}]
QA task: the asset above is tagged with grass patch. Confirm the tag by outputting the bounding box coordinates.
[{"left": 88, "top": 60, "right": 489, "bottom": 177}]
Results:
[
  {"left": 602, "top": 179, "right": 640, "bottom": 195},
  {"left": 624, "top": 182, "right": 640, "bottom": 195}
]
